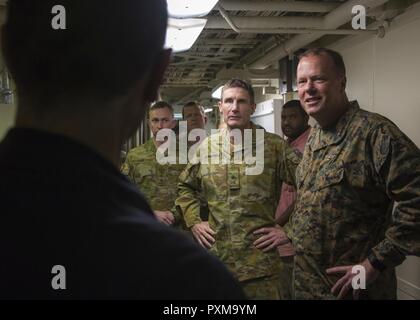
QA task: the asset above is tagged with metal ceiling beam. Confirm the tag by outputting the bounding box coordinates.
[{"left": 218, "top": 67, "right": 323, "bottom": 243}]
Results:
[
  {"left": 235, "top": 36, "right": 281, "bottom": 66},
  {"left": 171, "top": 60, "right": 231, "bottom": 66},
  {"left": 249, "top": 0, "right": 390, "bottom": 69},
  {"left": 161, "top": 84, "right": 209, "bottom": 88},
  {"left": 205, "top": 16, "right": 324, "bottom": 30},
  {"left": 218, "top": 0, "right": 339, "bottom": 13},
  {"left": 216, "top": 4, "right": 378, "bottom": 35},
  {"left": 167, "top": 67, "right": 219, "bottom": 72},
  {"left": 196, "top": 38, "right": 259, "bottom": 45},
  {"left": 175, "top": 88, "right": 209, "bottom": 106},
  {"left": 193, "top": 44, "right": 255, "bottom": 49},
  {"left": 167, "top": 76, "right": 214, "bottom": 79},
  {"left": 208, "top": 28, "right": 379, "bottom": 35},
  {"left": 176, "top": 52, "right": 240, "bottom": 59},
  {"left": 171, "top": 56, "right": 236, "bottom": 66},
  {"left": 173, "top": 67, "right": 211, "bottom": 71},
  {"left": 216, "top": 67, "right": 279, "bottom": 80}
]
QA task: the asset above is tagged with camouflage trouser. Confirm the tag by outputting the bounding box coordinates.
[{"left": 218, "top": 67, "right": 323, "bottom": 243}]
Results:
[
  {"left": 278, "top": 255, "right": 294, "bottom": 300},
  {"left": 293, "top": 254, "right": 397, "bottom": 299},
  {"left": 240, "top": 274, "right": 281, "bottom": 300}
]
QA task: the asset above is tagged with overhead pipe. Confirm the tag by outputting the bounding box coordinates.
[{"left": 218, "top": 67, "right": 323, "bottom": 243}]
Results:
[
  {"left": 218, "top": 0, "right": 339, "bottom": 13},
  {"left": 216, "top": 67, "right": 280, "bottom": 80},
  {"left": 206, "top": 15, "right": 325, "bottom": 30},
  {"left": 196, "top": 38, "right": 259, "bottom": 45},
  {"left": 216, "top": 4, "right": 380, "bottom": 35},
  {"left": 249, "top": 0, "right": 390, "bottom": 69}
]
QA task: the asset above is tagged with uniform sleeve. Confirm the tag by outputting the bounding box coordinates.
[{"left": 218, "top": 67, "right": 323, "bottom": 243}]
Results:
[
  {"left": 169, "top": 205, "right": 182, "bottom": 226},
  {"left": 121, "top": 152, "right": 135, "bottom": 183},
  {"left": 175, "top": 163, "right": 203, "bottom": 228},
  {"left": 369, "top": 123, "right": 420, "bottom": 268},
  {"left": 279, "top": 142, "right": 301, "bottom": 187}
]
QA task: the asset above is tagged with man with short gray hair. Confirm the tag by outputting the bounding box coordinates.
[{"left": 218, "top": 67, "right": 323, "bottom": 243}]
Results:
[{"left": 176, "top": 78, "right": 301, "bottom": 299}]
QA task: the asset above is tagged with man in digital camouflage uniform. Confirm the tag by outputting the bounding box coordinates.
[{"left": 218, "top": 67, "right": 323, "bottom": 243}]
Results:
[
  {"left": 176, "top": 79, "right": 301, "bottom": 299},
  {"left": 289, "top": 48, "right": 420, "bottom": 299}
]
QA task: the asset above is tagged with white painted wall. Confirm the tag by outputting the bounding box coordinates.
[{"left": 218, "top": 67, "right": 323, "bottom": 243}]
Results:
[
  {"left": 252, "top": 99, "right": 283, "bottom": 134},
  {"left": 330, "top": 2, "right": 420, "bottom": 299}
]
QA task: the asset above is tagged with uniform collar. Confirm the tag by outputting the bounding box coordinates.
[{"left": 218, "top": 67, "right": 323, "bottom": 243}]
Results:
[
  {"left": 309, "top": 101, "right": 360, "bottom": 151},
  {"left": 289, "top": 127, "right": 311, "bottom": 149},
  {"left": 220, "top": 121, "right": 264, "bottom": 153},
  {"left": 145, "top": 138, "right": 157, "bottom": 152}
]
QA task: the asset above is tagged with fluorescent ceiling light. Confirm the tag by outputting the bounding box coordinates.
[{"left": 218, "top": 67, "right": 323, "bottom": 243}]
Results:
[
  {"left": 165, "top": 18, "right": 207, "bottom": 53},
  {"left": 204, "top": 108, "right": 213, "bottom": 113},
  {"left": 167, "top": 0, "right": 219, "bottom": 18},
  {"left": 211, "top": 85, "right": 223, "bottom": 100}
]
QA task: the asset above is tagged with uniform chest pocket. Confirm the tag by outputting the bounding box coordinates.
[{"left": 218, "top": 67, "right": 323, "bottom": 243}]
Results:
[
  {"left": 165, "top": 164, "right": 185, "bottom": 181},
  {"left": 158, "top": 165, "right": 185, "bottom": 198},
  {"left": 314, "top": 163, "right": 345, "bottom": 191},
  {"left": 133, "top": 164, "right": 156, "bottom": 185},
  {"left": 343, "top": 161, "right": 366, "bottom": 189},
  {"left": 240, "top": 166, "right": 275, "bottom": 201},
  {"left": 314, "top": 160, "right": 367, "bottom": 191},
  {"left": 296, "top": 161, "right": 309, "bottom": 189},
  {"left": 201, "top": 165, "right": 227, "bottom": 201}
]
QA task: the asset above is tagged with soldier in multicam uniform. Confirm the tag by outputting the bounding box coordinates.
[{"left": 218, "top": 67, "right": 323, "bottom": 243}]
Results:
[
  {"left": 289, "top": 48, "right": 420, "bottom": 299},
  {"left": 122, "top": 101, "right": 184, "bottom": 226},
  {"left": 176, "top": 79, "right": 301, "bottom": 299},
  {"left": 181, "top": 101, "right": 210, "bottom": 222},
  {"left": 123, "top": 101, "right": 209, "bottom": 228}
]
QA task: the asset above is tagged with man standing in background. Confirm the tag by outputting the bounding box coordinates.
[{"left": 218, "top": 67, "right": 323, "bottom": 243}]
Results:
[
  {"left": 270, "top": 99, "right": 310, "bottom": 299},
  {"left": 123, "top": 101, "right": 209, "bottom": 227},
  {"left": 123, "top": 101, "right": 183, "bottom": 226},
  {"left": 181, "top": 101, "right": 210, "bottom": 222},
  {"left": 182, "top": 101, "right": 208, "bottom": 137}
]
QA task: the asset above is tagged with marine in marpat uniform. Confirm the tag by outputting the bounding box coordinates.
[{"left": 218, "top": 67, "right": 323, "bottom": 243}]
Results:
[{"left": 289, "top": 48, "right": 420, "bottom": 299}]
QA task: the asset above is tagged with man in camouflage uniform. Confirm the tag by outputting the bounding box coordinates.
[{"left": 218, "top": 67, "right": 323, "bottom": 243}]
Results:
[
  {"left": 182, "top": 101, "right": 208, "bottom": 136},
  {"left": 289, "top": 48, "right": 420, "bottom": 299},
  {"left": 176, "top": 79, "right": 301, "bottom": 299},
  {"left": 123, "top": 101, "right": 209, "bottom": 227},
  {"left": 123, "top": 101, "right": 185, "bottom": 226},
  {"left": 181, "top": 101, "right": 210, "bottom": 222}
]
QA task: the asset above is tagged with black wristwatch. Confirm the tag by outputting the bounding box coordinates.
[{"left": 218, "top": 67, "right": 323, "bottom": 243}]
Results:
[{"left": 367, "top": 251, "right": 386, "bottom": 272}]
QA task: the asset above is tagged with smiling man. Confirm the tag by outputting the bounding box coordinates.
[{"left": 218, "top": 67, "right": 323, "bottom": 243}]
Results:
[
  {"left": 176, "top": 79, "right": 301, "bottom": 299},
  {"left": 289, "top": 48, "right": 420, "bottom": 299}
]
